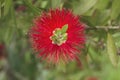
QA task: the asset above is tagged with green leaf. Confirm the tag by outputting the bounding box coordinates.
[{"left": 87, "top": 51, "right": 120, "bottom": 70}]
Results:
[
  {"left": 23, "top": 0, "right": 40, "bottom": 14},
  {"left": 57, "top": 62, "right": 66, "bottom": 72},
  {"left": 4, "top": 0, "right": 12, "bottom": 16},
  {"left": 107, "top": 33, "right": 118, "bottom": 67},
  {"left": 4, "top": 25, "right": 14, "bottom": 45},
  {"left": 88, "top": 45, "right": 101, "bottom": 63},
  {"left": 73, "top": 0, "right": 97, "bottom": 15},
  {"left": 81, "top": 10, "right": 110, "bottom": 27},
  {"left": 61, "top": 24, "right": 68, "bottom": 33},
  {"left": 88, "top": 46, "right": 97, "bottom": 61},
  {"left": 95, "top": 0, "right": 109, "bottom": 10},
  {"left": 111, "top": 0, "right": 120, "bottom": 19},
  {"left": 51, "top": 0, "right": 63, "bottom": 8},
  {"left": 81, "top": 16, "right": 96, "bottom": 27},
  {"left": 0, "top": 1, "right": 1, "bottom": 18}
]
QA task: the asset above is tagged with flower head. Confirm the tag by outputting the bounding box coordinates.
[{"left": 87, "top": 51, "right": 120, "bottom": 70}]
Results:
[{"left": 29, "top": 8, "right": 85, "bottom": 64}]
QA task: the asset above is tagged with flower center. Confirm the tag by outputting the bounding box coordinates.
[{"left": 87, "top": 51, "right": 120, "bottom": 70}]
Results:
[{"left": 50, "top": 24, "right": 68, "bottom": 46}]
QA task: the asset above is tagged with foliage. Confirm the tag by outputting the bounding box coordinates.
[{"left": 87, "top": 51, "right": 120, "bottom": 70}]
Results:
[{"left": 0, "top": 0, "right": 120, "bottom": 80}]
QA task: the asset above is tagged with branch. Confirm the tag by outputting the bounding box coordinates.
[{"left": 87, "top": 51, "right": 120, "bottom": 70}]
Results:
[{"left": 86, "top": 26, "right": 120, "bottom": 30}]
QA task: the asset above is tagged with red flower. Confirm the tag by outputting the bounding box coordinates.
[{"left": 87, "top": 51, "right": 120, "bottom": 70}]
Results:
[{"left": 29, "top": 8, "right": 85, "bottom": 63}]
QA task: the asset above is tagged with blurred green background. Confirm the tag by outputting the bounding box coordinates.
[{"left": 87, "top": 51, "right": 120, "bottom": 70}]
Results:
[{"left": 0, "top": 0, "right": 120, "bottom": 80}]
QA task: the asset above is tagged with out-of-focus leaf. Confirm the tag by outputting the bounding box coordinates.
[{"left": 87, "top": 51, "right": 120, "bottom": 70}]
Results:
[
  {"left": 73, "top": 0, "right": 97, "bottom": 15},
  {"left": 83, "top": 8, "right": 95, "bottom": 16},
  {"left": 25, "top": 51, "right": 31, "bottom": 63},
  {"left": 4, "top": 0, "right": 12, "bottom": 16},
  {"left": 88, "top": 46, "right": 100, "bottom": 62},
  {"left": 113, "top": 32, "right": 120, "bottom": 47},
  {"left": 107, "top": 33, "right": 118, "bottom": 67},
  {"left": 82, "top": 10, "right": 110, "bottom": 27},
  {"left": 51, "top": 0, "right": 63, "bottom": 8},
  {"left": 68, "top": 72, "right": 87, "bottom": 80},
  {"left": 41, "top": 1, "right": 48, "bottom": 8},
  {"left": 0, "top": 71, "right": 6, "bottom": 80},
  {"left": 4, "top": 26, "right": 14, "bottom": 45},
  {"left": 95, "top": 0, "right": 109, "bottom": 10},
  {"left": 57, "top": 63, "right": 66, "bottom": 72},
  {"left": 81, "top": 16, "right": 96, "bottom": 27},
  {"left": 23, "top": 0, "right": 40, "bottom": 14},
  {"left": 94, "top": 10, "right": 110, "bottom": 25},
  {"left": 0, "top": 1, "right": 1, "bottom": 18},
  {"left": 111, "top": 0, "right": 120, "bottom": 19}
]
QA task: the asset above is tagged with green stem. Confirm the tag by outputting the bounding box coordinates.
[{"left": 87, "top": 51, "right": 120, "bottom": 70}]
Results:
[{"left": 86, "top": 26, "right": 120, "bottom": 30}]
